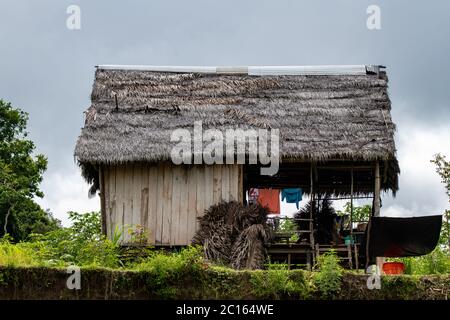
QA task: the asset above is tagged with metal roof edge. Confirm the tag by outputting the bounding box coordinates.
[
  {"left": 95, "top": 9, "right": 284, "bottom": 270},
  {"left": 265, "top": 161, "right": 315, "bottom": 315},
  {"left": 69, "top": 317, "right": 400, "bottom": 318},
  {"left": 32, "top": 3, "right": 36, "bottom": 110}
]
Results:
[{"left": 96, "top": 65, "right": 383, "bottom": 76}]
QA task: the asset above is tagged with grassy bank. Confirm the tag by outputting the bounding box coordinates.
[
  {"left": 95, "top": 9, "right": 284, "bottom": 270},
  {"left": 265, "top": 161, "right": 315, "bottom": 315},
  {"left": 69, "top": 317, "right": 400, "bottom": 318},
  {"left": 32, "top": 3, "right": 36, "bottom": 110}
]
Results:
[{"left": 0, "top": 265, "right": 449, "bottom": 300}]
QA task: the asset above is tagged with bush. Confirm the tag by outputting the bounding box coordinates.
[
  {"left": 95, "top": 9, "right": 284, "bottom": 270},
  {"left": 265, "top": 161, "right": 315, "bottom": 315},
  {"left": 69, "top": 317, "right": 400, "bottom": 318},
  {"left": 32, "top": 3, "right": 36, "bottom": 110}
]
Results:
[
  {"left": 313, "top": 251, "right": 343, "bottom": 299},
  {"left": 0, "top": 237, "right": 38, "bottom": 267},
  {"left": 133, "top": 246, "right": 205, "bottom": 298},
  {"left": 0, "top": 212, "right": 121, "bottom": 268},
  {"left": 392, "top": 248, "right": 450, "bottom": 275},
  {"left": 250, "top": 265, "right": 310, "bottom": 299},
  {"left": 28, "top": 212, "right": 120, "bottom": 268}
]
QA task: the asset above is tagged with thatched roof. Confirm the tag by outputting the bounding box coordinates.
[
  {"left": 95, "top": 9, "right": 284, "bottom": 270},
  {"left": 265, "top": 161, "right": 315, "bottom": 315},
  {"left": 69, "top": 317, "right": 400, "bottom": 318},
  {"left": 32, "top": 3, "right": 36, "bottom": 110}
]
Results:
[{"left": 74, "top": 65, "right": 399, "bottom": 192}]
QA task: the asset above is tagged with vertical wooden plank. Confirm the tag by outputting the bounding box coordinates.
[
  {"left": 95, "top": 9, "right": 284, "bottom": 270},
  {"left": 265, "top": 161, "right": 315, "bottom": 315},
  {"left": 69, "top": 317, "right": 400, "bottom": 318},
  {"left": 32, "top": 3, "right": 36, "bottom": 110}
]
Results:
[
  {"left": 140, "top": 165, "right": 149, "bottom": 243},
  {"left": 203, "top": 166, "right": 214, "bottom": 216},
  {"left": 155, "top": 163, "right": 164, "bottom": 245},
  {"left": 213, "top": 165, "right": 222, "bottom": 204},
  {"left": 229, "top": 164, "right": 238, "bottom": 202},
  {"left": 171, "top": 166, "right": 181, "bottom": 246},
  {"left": 114, "top": 165, "right": 125, "bottom": 243},
  {"left": 109, "top": 166, "right": 117, "bottom": 241},
  {"left": 187, "top": 166, "right": 198, "bottom": 243},
  {"left": 162, "top": 163, "right": 173, "bottom": 245},
  {"left": 178, "top": 167, "right": 189, "bottom": 245},
  {"left": 195, "top": 166, "right": 202, "bottom": 221},
  {"left": 123, "top": 165, "right": 134, "bottom": 243},
  {"left": 99, "top": 166, "right": 107, "bottom": 236},
  {"left": 132, "top": 163, "right": 142, "bottom": 229},
  {"left": 103, "top": 167, "right": 110, "bottom": 239},
  {"left": 147, "top": 165, "right": 157, "bottom": 245},
  {"left": 221, "top": 165, "right": 230, "bottom": 202},
  {"left": 237, "top": 165, "right": 244, "bottom": 204}
]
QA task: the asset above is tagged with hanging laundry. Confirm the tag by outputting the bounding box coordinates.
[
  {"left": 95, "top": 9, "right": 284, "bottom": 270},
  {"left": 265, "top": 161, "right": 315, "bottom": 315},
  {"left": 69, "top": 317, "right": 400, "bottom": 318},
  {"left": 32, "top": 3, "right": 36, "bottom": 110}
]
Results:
[
  {"left": 248, "top": 188, "right": 259, "bottom": 204},
  {"left": 257, "top": 189, "right": 280, "bottom": 214},
  {"left": 281, "top": 188, "right": 303, "bottom": 209}
]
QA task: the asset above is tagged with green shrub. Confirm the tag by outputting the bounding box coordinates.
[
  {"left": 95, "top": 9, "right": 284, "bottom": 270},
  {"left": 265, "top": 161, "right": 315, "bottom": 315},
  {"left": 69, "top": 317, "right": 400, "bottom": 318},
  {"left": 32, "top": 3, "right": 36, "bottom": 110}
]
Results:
[
  {"left": 250, "top": 265, "right": 310, "bottom": 299},
  {"left": 392, "top": 248, "right": 450, "bottom": 275},
  {"left": 27, "top": 211, "right": 120, "bottom": 268},
  {"left": 314, "top": 251, "right": 343, "bottom": 299},
  {"left": 133, "top": 246, "right": 205, "bottom": 298},
  {"left": 0, "top": 212, "right": 120, "bottom": 268},
  {"left": 0, "top": 238, "right": 38, "bottom": 267}
]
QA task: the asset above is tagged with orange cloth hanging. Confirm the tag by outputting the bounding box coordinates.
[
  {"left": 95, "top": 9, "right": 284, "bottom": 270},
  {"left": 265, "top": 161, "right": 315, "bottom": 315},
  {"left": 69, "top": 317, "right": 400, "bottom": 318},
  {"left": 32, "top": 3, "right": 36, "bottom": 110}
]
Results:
[{"left": 257, "top": 189, "right": 280, "bottom": 214}]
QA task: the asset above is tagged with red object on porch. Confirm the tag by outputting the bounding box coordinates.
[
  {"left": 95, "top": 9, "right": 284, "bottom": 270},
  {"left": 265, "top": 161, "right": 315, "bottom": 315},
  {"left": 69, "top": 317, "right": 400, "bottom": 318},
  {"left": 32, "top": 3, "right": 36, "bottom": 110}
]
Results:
[{"left": 382, "top": 262, "right": 405, "bottom": 275}]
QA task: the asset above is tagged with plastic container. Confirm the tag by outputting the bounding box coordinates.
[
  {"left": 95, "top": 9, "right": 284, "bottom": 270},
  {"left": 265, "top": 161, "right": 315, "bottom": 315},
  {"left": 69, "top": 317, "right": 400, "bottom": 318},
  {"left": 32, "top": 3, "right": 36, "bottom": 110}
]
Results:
[
  {"left": 344, "top": 235, "right": 354, "bottom": 245},
  {"left": 382, "top": 262, "right": 405, "bottom": 275}
]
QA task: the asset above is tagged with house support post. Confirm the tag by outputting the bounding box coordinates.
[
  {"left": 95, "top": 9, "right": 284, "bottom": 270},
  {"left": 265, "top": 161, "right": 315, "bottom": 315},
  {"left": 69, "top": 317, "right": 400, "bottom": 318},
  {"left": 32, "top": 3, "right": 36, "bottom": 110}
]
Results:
[
  {"left": 309, "top": 163, "right": 315, "bottom": 269},
  {"left": 350, "top": 166, "right": 354, "bottom": 237},
  {"left": 373, "top": 162, "right": 384, "bottom": 272}
]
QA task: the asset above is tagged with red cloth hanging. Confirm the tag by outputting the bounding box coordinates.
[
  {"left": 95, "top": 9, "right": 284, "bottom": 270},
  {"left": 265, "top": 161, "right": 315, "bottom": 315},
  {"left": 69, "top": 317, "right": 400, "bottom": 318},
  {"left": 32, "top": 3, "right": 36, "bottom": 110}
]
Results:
[{"left": 257, "top": 189, "right": 280, "bottom": 214}]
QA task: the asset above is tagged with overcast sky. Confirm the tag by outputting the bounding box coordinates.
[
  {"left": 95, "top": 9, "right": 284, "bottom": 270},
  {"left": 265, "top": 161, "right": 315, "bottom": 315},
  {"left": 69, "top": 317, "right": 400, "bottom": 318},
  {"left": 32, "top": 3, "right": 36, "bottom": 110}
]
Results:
[{"left": 1, "top": 1, "right": 449, "bottom": 225}]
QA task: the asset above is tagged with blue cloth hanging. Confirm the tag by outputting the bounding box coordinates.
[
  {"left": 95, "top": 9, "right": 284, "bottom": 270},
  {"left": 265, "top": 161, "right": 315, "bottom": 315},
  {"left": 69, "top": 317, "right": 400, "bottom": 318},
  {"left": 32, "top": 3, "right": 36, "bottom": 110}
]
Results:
[{"left": 281, "top": 188, "right": 303, "bottom": 209}]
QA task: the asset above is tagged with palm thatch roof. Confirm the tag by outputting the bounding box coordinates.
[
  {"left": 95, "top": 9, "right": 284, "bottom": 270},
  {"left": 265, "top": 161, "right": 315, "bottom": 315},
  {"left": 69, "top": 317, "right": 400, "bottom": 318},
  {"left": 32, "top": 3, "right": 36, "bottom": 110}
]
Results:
[{"left": 74, "top": 65, "right": 399, "bottom": 192}]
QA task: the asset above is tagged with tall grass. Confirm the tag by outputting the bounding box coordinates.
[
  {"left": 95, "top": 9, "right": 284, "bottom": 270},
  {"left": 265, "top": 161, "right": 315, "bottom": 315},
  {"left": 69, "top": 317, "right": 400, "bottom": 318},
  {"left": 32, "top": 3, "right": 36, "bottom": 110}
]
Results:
[{"left": 0, "top": 239, "right": 38, "bottom": 267}]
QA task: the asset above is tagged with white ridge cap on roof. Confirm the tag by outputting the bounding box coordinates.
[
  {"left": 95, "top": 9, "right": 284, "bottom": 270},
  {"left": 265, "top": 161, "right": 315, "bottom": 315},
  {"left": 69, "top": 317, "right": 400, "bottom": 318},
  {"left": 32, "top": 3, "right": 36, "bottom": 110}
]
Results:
[{"left": 96, "top": 65, "right": 372, "bottom": 75}]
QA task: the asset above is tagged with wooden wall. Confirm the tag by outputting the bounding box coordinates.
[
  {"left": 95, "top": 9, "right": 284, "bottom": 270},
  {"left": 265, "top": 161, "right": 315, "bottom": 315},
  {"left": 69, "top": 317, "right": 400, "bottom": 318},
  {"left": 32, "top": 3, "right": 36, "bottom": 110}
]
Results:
[{"left": 100, "top": 163, "right": 243, "bottom": 245}]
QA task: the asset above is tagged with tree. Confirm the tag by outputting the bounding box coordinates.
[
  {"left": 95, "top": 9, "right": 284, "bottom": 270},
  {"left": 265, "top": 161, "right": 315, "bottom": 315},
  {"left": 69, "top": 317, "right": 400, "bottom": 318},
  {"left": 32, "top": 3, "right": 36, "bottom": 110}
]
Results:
[
  {"left": 431, "top": 154, "right": 450, "bottom": 250},
  {"left": 0, "top": 99, "right": 59, "bottom": 240},
  {"left": 336, "top": 202, "right": 372, "bottom": 223}
]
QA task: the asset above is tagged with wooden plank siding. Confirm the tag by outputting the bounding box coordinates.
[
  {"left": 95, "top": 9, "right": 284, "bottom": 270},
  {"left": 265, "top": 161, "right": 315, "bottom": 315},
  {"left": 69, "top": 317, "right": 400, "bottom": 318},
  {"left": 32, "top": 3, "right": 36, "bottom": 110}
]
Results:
[{"left": 101, "top": 163, "right": 243, "bottom": 246}]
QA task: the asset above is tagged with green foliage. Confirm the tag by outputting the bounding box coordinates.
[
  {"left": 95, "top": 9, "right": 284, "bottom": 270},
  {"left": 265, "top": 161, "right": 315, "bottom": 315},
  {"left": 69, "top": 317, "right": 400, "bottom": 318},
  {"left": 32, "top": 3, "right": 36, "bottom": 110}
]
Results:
[
  {"left": 202, "top": 265, "right": 244, "bottom": 299},
  {"left": 432, "top": 153, "right": 450, "bottom": 198},
  {"left": 337, "top": 202, "right": 372, "bottom": 222},
  {"left": 250, "top": 265, "right": 311, "bottom": 299},
  {"left": 391, "top": 248, "right": 450, "bottom": 275},
  {"left": 133, "top": 246, "right": 205, "bottom": 298},
  {"left": 0, "top": 236, "right": 38, "bottom": 267},
  {"left": 0, "top": 99, "right": 58, "bottom": 241},
  {"left": 277, "top": 219, "right": 299, "bottom": 242},
  {"left": 127, "top": 224, "right": 149, "bottom": 244},
  {"left": 27, "top": 211, "right": 120, "bottom": 268},
  {"left": 313, "top": 251, "right": 343, "bottom": 299},
  {"left": 431, "top": 154, "right": 450, "bottom": 250},
  {"left": 440, "top": 210, "right": 450, "bottom": 250}
]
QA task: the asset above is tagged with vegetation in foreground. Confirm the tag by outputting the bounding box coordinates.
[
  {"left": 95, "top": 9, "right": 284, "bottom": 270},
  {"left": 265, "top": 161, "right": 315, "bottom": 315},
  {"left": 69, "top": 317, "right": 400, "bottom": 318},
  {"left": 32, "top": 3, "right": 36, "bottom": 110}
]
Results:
[
  {"left": 0, "top": 208, "right": 447, "bottom": 300},
  {"left": 0, "top": 210, "right": 448, "bottom": 273}
]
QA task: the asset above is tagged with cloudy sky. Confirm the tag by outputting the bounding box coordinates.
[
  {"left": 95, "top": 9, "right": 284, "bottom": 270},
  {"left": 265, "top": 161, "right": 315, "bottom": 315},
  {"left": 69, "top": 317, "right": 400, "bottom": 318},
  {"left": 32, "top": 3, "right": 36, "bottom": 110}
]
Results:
[{"left": 1, "top": 1, "right": 449, "bottom": 225}]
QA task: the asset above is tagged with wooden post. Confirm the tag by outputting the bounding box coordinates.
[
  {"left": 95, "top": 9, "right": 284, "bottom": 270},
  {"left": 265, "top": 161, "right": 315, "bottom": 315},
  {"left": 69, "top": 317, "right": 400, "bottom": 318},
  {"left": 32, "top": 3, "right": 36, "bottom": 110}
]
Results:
[
  {"left": 373, "top": 162, "right": 384, "bottom": 271},
  {"left": 350, "top": 166, "right": 354, "bottom": 236},
  {"left": 350, "top": 166, "right": 354, "bottom": 269},
  {"left": 374, "top": 162, "right": 381, "bottom": 217},
  {"left": 310, "top": 163, "right": 315, "bottom": 265}
]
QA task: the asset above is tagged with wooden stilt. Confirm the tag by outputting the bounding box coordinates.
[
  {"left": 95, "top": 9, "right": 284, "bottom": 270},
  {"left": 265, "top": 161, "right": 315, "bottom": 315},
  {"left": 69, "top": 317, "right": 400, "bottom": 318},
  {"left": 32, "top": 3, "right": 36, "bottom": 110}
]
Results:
[
  {"left": 350, "top": 166, "right": 354, "bottom": 237},
  {"left": 310, "top": 163, "right": 315, "bottom": 266},
  {"left": 373, "top": 162, "right": 384, "bottom": 272}
]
